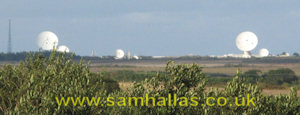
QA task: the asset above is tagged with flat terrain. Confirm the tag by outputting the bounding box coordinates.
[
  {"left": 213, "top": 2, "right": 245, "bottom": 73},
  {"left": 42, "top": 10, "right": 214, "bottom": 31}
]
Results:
[
  {"left": 119, "top": 82, "right": 300, "bottom": 96},
  {"left": 88, "top": 58, "right": 300, "bottom": 76},
  {"left": 1, "top": 57, "right": 299, "bottom": 96},
  {"left": 88, "top": 58, "right": 300, "bottom": 96}
]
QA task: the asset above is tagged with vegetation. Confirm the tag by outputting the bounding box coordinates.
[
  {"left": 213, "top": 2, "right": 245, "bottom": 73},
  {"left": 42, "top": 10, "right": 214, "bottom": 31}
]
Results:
[
  {"left": 107, "top": 61, "right": 300, "bottom": 114},
  {"left": 0, "top": 52, "right": 299, "bottom": 114},
  {"left": 241, "top": 70, "right": 262, "bottom": 83},
  {"left": 241, "top": 68, "right": 299, "bottom": 86},
  {"left": 101, "top": 70, "right": 157, "bottom": 82},
  {"left": 293, "top": 52, "right": 300, "bottom": 57},
  {"left": 0, "top": 51, "right": 81, "bottom": 61},
  {"left": 262, "top": 68, "right": 299, "bottom": 85},
  {"left": 1, "top": 51, "right": 300, "bottom": 64},
  {"left": 104, "top": 68, "right": 299, "bottom": 88},
  {"left": 0, "top": 51, "right": 119, "bottom": 114}
]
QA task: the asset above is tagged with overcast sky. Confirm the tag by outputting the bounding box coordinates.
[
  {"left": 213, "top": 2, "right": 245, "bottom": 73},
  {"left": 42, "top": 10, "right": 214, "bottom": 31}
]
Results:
[{"left": 0, "top": 0, "right": 300, "bottom": 56}]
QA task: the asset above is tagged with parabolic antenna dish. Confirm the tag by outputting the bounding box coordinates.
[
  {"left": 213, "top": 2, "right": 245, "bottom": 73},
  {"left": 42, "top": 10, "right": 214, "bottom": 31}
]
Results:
[
  {"left": 259, "top": 48, "right": 269, "bottom": 57},
  {"left": 57, "top": 45, "right": 70, "bottom": 53},
  {"left": 37, "top": 31, "right": 59, "bottom": 50},
  {"left": 115, "top": 49, "right": 125, "bottom": 59},
  {"left": 132, "top": 55, "right": 139, "bottom": 59},
  {"left": 236, "top": 31, "right": 258, "bottom": 52}
]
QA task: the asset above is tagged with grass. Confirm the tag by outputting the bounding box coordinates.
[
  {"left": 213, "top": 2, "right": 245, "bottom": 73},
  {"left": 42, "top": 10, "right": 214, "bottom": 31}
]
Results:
[
  {"left": 118, "top": 82, "right": 300, "bottom": 96},
  {"left": 203, "top": 64, "right": 300, "bottom": 76},
  {"left": 89, "top": 61, "right": 300, "bottom": 76},
  {"left": 93, "top": 59, "right": 300, "bottom": 96}
]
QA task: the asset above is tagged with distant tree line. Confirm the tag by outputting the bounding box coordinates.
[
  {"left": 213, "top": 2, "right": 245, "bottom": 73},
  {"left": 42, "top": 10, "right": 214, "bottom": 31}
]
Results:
[
  {"left": 241, "top": 68, "right": 299, "bottom": 85},
  {"left": 0, "top": 51, "right": 299, "bottom": 63},
  {"left": 0, "top": 51, "right": 81, "bottom": 61}
]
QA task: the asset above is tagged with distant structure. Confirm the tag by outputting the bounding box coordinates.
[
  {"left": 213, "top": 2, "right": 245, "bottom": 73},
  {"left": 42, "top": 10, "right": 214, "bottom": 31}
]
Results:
[
  {"left": 91, "top": 50, "right": 96, "bottom": 57},
  {"left": 126, "top": 51, "right": 131, "bottom": 59},
  {"left": 57, "top": 45, "right": 70, "bottom": 53},
  {"left": 259, "top": 48, "right": 269, "bottom": 57},
  {"left": 279, "top": 52, "right": 290, "bottom": 57},
  {"left": 152, "top": 56, "right": 166, "bottom": 58},
  {"left": 37, "top": 31, "right": 59, "bottom": 51},
  {"left": 235, "top": 31, "right": 258, "bottom": 58},
  {"left": 115, "top": 49, "right": 125, "bottom": 59},
  {"left": 8, "top": 19, "right": 12, "bottom": 53},
  {"left": 132, "top": 55, "right": 139, "bottom": 59},
  {"left": 212, "top": 31, "right": 265, "bottom": 58}
]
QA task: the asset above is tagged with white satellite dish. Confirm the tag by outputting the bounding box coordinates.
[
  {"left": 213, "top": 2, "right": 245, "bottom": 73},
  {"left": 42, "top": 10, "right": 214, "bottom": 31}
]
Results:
[
  {"left": 115, "top": 49, "right": 125, "bottom": 59},
  {"left": 259, "top": 48, "right": 269, "bottom": 57},
  {"left": 57, "top": 45, "right": 70, "bottom": 53},
  {"left": 37, "top": 31, "right": 59, "bottom": 51},
  {"left": 236, "top": 31, "right": 258, "bottom": 58},
  {"left": 132, "top": 55, "right": 139, "bottom": 59}
]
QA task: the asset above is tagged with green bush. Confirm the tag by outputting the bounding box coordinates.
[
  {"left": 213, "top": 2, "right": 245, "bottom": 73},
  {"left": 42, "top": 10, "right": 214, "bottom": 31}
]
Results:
[
  {"left": 241, "top": 69, "right": 262, "bottom": 83},
  {"left": 262, "top": 68, "right": 298, "bottom": 85},
  {"left": 0, "top": 51, "right": 119, "bottom": 114},
  {"left": 1, "top": 52, "right": 299, "bottom": 114},
  {"left": 106, "top": 62, "right": 300, "bottom": 114}
]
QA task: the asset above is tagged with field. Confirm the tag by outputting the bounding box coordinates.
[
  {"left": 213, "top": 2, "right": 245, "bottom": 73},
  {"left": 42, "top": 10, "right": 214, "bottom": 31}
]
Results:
[
  {"left": 88, "top": 58, "right": 300, "bottom": 75},
  {"left": 119, "top": 82, "right": 300, "bottom": 96},
  {"left": 86, "top": 58, "right": 300, "bottom": 96},
  {"left": 1, "top": 57, "right": 299, "bottom": 96}
]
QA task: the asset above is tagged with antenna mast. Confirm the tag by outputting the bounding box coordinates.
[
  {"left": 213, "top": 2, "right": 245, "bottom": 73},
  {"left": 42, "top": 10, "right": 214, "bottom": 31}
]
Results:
[{"left": 8, "top": 19, "right": 12, "bottom": 53}]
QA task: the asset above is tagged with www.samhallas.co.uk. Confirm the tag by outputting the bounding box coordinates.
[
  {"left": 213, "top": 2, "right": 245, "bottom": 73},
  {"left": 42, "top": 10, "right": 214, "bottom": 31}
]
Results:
[{"left": 56, "top": 93, "right": 255, "bottom": 107}]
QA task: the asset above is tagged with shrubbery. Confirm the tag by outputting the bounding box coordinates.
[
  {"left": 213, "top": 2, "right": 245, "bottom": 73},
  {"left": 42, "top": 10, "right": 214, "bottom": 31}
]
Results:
[
  {"left": 106, "top": 61, "right": 300, "bottom": 114},
  {"left": 241, "top": 68, "right": 299, "bottom": 85},
  {"left": 0, "top": 51, "right": 119, "bottom": 114},
  {"left": 262, "top": 68, "right": 298, "bottom": 85},
  {"left": 0, "top": 52, "right": 299, "bottom": 114}
]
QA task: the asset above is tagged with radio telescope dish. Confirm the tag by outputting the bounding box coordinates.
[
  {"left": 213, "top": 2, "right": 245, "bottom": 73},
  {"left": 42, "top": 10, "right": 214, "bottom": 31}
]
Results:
[
  {"left": 57, "top": 45, "right": 70, "bottom": 53},
  {"left": 37, "top": 31, "right": 59, "bottom": 50},
  {"left": 259, "top": 48, "right": 269, "bottom": 57},
  {"left": 133, "top": 55, "right": 139, "bottom": 59},
  {"left": 236, "top": 31, "right": 258, "bottom": 52},
  {"left": 115, "top": 49, "right": 125, "bottom": 59}
]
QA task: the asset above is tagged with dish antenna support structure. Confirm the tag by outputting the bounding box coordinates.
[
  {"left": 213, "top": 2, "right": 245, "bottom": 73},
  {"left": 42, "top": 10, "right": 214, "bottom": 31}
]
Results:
[{"left": 236, "top": 31, "right": 258, "bottom": 58}]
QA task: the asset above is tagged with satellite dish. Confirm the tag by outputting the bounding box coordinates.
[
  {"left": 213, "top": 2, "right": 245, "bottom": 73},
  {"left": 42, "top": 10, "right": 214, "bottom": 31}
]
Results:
[
  {"left": 57, "top": 45, "right": 70, "bottom": 53},
  {"left": 133, "top": 55, "right": 139, "bottom": 59},
  {"left": 37, "top": 31, "right": 59, "bottom": 50},
  {"left": 236, "top": 31, "right": 258, "bottom": 58},
  {"left": 115, "top": 49, "right": 125, "bottom": 59},
  {"left": 236, "top": 31, "right": 258, "bottom": 51},
  {"left": 259, "top": 48, "right": 269, "bottom": 57}
]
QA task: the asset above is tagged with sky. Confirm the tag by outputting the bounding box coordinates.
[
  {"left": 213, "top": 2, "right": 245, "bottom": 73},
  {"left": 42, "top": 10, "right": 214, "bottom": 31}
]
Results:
[{"left": 0, "top": 0, "right": 300, "bottom": 56}]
